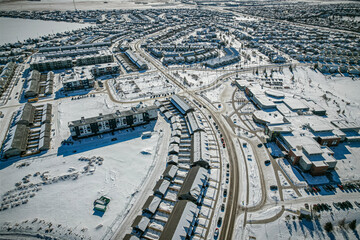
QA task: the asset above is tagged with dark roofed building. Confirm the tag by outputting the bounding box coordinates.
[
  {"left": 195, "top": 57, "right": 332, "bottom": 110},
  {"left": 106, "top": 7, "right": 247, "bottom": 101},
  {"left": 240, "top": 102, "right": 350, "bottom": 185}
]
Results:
[
  {"left": 24, "top": 70, "right": 41, "bottom": 98},
  {"left": 159, "top": 200, "right": 199, "bottom": 240},
  {"left": 131, "top": 215, "right": 150, "bottom": 233},
  {"left": 170, "top": 95, "right": 194, "bottom": 115},
  {"left": 153, "top": 179, "right": 170, "bottom": 198},
  {"left": 167, "top": 154, "right": 179, "bottom": 165},
  {"left": 178, "top": 166, "right": 209, "bottom": 205},
  {"left": 163, "top": 164, "right": 178, "bottom": 181},
  {"left": 186, "top": 111, "right": 203, "bottom": 135},
  {"left": 3, "top": 124, "right": 29, "bottom": 158},
  {"left": 15, "top": 103, "right": 35, "bottom": 126},
  {"left": 142, "top": 195, "right": 161, "bottom": 215},
  {"left": 191, "top": 131, "right": 210, "bottom": 169}
]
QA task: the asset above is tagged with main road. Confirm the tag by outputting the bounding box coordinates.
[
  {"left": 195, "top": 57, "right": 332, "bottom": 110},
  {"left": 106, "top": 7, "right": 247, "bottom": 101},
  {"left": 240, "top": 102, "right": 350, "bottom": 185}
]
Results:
[{"left": 133, "top": 39, "right": 241, "bottom": 240}]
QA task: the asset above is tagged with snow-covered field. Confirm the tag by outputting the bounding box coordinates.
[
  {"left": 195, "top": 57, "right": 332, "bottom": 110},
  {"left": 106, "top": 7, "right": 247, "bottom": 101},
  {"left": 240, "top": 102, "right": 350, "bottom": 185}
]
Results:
[
  {"left": 235, "top": 199, "right": 360, "bottom": 240},
  {"left": 0, "top": 93, "right": 166, "bottom": 239},
  {"left": 171, "top": 69, "right": 222, "bottom": 90},
  {"left": 0, "top": 17, "right": 91, "bottom": 45},
  {"left": 253, "top": 66, "right": 360, "bottom": 125},
  {"left": 109, "top": 73, "right": 176, "bottom": 101}
]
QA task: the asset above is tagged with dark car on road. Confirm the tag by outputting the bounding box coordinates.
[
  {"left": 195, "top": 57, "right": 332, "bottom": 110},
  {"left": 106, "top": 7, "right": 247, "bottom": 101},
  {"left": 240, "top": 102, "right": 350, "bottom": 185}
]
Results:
[{"left": 217, "top": 217, "right": 223, "bottom": 227}]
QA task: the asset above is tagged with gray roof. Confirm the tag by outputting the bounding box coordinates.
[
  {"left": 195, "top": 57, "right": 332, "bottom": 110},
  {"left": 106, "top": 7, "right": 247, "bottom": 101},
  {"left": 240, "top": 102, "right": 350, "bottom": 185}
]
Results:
[
  {"left": 25, "top": 78, "right": 40, "bottom": 96},
  {"left": 15, "top": 103, "right": 35, "bottom": 126},
  {"left": 170, "top": 95, "right": 193, "bottom": 115},
  {"left": 153, "top": 179, "right": 170, "bottom": 197},
  {"left": 186, "top": 111, "right": 203, "bottom": 134},
  {"left": 163, "top": 165, "right": 178, "bottom": 181},
  {"left": 191, "top": 131, "right": 210, "bottom": 169},
  {"left": 164, "top": 111, "right": 172, "bottom": 120},
  {"left": 171, "top": 116, "right": 180, "bottom": 124},
  {"left": 154, "top": 100, "right": 163, "bottom": 108},
  {"left": 167, "top": 154, "right": 179, "bottom": 165},
  {"left": 169, "top": 136, "right": 181, "bottom": 145},
  {"left": 178, "top": 166, "right": 209, "bottom": 204},
  {"left": 168, "top": 144, "right": 180, "bottom": 155},
  {"left": 171, "top": 130, "right": 182, "bottom": 137},
  {"left": 159, "top": 200, "right": 199, "bottom": 240},
  {"left": 39, "top": 136, "right": 51, "bottom": 151},
  {"left": 3, "top": 124, "right": 29, "bottom": 154},
  {"left": 131, "top": 215, "right": 150, "bottom": 233},
  {"left": 142, "top": 195, "right": 161, "bottom": 215}
]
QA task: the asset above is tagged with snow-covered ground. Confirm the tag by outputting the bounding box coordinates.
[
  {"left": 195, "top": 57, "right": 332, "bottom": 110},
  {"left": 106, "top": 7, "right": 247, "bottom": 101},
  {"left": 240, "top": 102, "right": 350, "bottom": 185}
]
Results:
[
  {"left": 239, "top": 139, "right": 262, "bottom": 207},
  {"left": 0, "top": 17, "right": 91, "bottom": 45},
  {"left": 0, "top": 93, "right": 167, "bottom": 239},
  {"left": 171, "top": 69, "right": 222, "bottom": 90},
  {"left": 235, "top": 198, "right": 360, "bottom": 240},
  {"left": 109, "top": 73, "right": 176, "bottom": 101},
  {"left": 246, "top": 66, "right": 360, "bottom": 125}
]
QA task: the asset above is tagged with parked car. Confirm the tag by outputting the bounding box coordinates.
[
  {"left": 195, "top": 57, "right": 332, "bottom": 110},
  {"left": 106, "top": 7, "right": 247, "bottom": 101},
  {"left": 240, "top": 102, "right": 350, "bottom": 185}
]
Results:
[
  {"left": 217, "top": 217, "right": 223, "bottom": 227},
  {"left": 214, "top": 228, "right": 219, "bottom": 239},
  {"left": 264, "top": 160, "right": 271, "bottom": 166}
]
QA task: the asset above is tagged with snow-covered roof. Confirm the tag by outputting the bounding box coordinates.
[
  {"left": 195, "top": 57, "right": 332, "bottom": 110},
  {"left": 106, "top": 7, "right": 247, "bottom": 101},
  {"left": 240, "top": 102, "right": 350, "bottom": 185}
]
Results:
[
  {"left": 131, "top": 215, "right": 150, "bottom": 232},
  {"left": 331, "top": 119, "right": 360, "bottom": 131},
  {"left": 142, "top": 195, "right": 161, "bottom": 215},
  {"left": 178, "top": 166, "right": 209, "bottom": 204},
  {"left": 253, "top": 110, "right": 284, "bottom": 125},
  {"left": 169, "top": 136, "right": 181, "bottom": 145},
  {"left": 164, "top": 111, "right": 172, "bottom": 120},
  {"left": 171, "top": 129, "right": 182, "bottom": 137},
  {"left": 168, "top": 144, "right": 180, "bottom": 154},
  {"left": 3, "top": 124, "right": 29, "bottom": 154},
  {"left": 186, "top": 111, "right": 203, "bottom": 135},
  {"left": 68, "top": 105, "right": 157, "bottom": 127},
  {"left": 283, "top": 98, "right": 309, "bottom": 111},
  {"left": 159, "top": 200, "right": 199, "bottom": 240},
  {"left": 153, "top": 179, "right": 170, "bottom": 197},
  {"left": 167, "top": 154, "right": 179, "bottom": 165},
  {"left": 191, "top": 131, "right": 210, "bottom": 169},
  {"left": 163, "top": 165, "right": 178, "bottom": 181},
  {"left": 171, "top": 95, "right": 193, "bottom": 115}
]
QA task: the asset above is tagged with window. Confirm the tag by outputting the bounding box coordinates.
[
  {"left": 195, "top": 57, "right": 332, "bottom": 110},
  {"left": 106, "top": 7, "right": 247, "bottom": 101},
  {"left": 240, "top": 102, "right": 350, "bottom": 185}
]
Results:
[
  {"left": 323, "top": 141, "right": 328, "bottom": 146},
  {"left": 332, "top": 140, "right": 337, "bottom": 145}
]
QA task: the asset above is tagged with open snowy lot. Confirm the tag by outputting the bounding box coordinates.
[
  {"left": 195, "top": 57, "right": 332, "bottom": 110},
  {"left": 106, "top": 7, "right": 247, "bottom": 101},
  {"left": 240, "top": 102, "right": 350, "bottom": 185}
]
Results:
[
  {"left": 171, "top": 69, "right": 222, "bottom": 90},
  {"left": 109, "top": 73, "right": 176, "bottom": 101}
]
